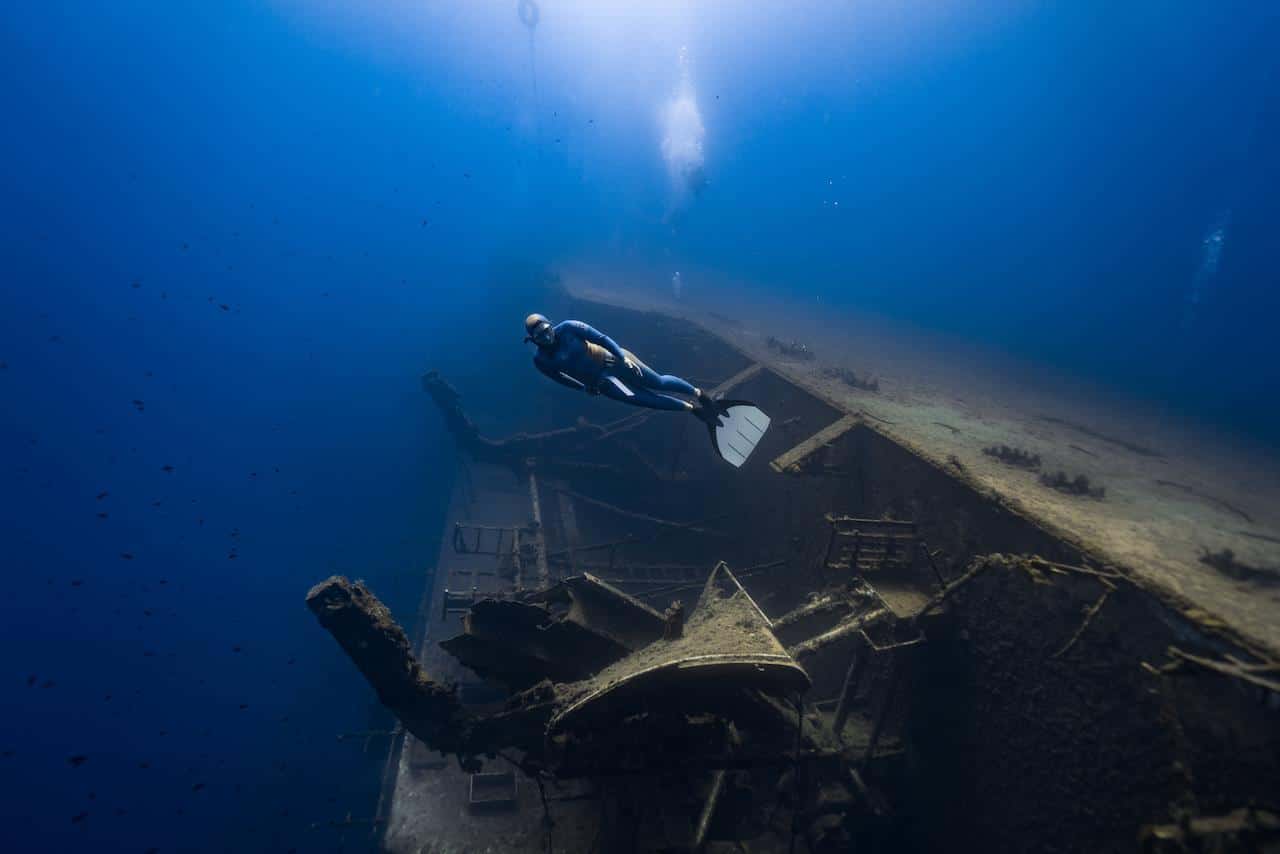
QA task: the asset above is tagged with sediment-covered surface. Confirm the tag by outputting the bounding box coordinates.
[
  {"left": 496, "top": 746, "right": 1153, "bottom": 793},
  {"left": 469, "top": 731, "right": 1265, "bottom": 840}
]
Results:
[{"left": 566, "top": 273, "right": 1280, "bottom": 657}]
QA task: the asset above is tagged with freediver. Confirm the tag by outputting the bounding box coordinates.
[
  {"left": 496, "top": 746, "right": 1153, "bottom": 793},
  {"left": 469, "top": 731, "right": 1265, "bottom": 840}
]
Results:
[{"left": 524, "top": 313, "right": 771, "bottom": 467}]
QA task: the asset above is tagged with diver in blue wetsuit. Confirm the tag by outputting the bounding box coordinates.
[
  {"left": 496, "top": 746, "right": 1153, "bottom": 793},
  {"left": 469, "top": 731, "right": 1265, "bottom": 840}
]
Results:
[{"left": 524, "top": 313, "right": 773, "bottom": 467}]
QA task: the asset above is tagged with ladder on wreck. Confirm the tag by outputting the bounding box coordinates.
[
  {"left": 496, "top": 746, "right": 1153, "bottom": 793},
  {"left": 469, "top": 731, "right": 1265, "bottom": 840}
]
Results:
[{"left": 820, "top": 514, "right": 919, "bottom": 576}]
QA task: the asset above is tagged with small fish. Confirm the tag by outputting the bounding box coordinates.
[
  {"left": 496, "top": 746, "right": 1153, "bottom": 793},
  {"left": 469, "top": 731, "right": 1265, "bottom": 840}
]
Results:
[
  {"left": 238, "top": 703, "right": 248, "bottom": 710},
  {"left": 131, "top": 281, "right": 141, "bottom": 289},
  {"left": 161, "top": 465, "right": 174, "bottom": 473},
  {"left": 71, "top": 811, "right": 89, "bottom": 824},
  {"left": 219, "top": 304, "right": 229, "bottom": 311},
  {"left": 192, "top": 783, "right": 206, "bottom": 792},
  {"left": 120, "top": 553, "right": 134, "bottom": 560},
  {"left": 41, "top": 680, "right": 56, "bottom": 689},
  {"left": 68, "top": 755, "right": 88, "bottom": 768},
  {"left": 26, "top": 675, "right": 36, "bottom": 688},
  {"left": 232, "top": 646, "right": 242, "bottom": 653},
  {"left": 70, "top": 579, "right": 83, "bottom": 587},
  {"left": 131, "top": 400, "right": 145, "bottom": 411},
  {"left": 96, "top": 512, "right": 108, "bottom": 520},
  {"left": 181, "top": 242, "right": 190, "bottom": 250}
]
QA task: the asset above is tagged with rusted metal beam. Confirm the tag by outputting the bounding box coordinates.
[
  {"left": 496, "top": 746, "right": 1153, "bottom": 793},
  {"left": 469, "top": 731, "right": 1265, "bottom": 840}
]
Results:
[
  {"left": 770, "top": 413, "right": 859, "bottom": 474},
  {"left": 556, "top": 487, "right": 580, "bottom": 577},
  {"left": 788, "top": 607, "right": 891, "bottom": 659},
  {"left": 693, "top": 769, "right": 727, "bottom": 851},
  {"left": 527, "top": 463, "right": 550, "bottom": 590},
  {"left": 711, "top": 362, "right": 764, "bottom": 396}
]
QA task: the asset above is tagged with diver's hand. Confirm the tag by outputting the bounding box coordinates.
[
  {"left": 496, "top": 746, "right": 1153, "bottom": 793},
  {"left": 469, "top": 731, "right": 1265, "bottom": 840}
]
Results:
[{"left": 623, "top": 355, "right": 643, "bottom": 378}]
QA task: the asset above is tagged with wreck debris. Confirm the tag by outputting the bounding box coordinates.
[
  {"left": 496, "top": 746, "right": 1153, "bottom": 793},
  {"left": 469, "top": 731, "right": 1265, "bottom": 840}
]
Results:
[
  {"left": 788, "top": 608, "right": 891, "bottom": 659},
  {"left": 822, "top": 366, "right": 879, "bottom": 392},
  {"left": 548, "top": 570, "right": 810, "bottom": 745},
  {"left": 422, "top": 371, "right": 672, "bottom": 481},
  {"left": 770, "top": 413, "right": 859, "bottom": 474},
  {"left": 1139, "top": 806, "right": 1280, "bottom": 853},
  {"left": 1156, "top": 480, "right": 1254, "bottom": 524},
  {"left": 820, "top": 515, "right": 918, "bottom": 577},
  {"left": 692, "top": 768, "right": 727, "bottom": 850},
  {"left": 662, "top": 600, "right": 685, "bottom": 639},
  {"left": 1237, "top": 530, "right": 1280, "bottom": 546},
  {"left": 1037, "top": 414, "right": 1164, "bottom": 459},
  {"left": 309, "top": 564, "right": 824, "bottom": 783},
  {"left": 1039, "top": 469, "right": 1106, "bottom": 499},
  {"left": 1052, "top": 580, "right": 1115, "bottom": 659},
  {"left": 766, "top": 335, "right": 815, "bottom": 360},
  {"left": 305, "top": 576, "right": 472, "bottom": 758},
  {"left": 551, "top": 486, "right": 725, "bottom": 535},
  {"left": 982, "top": 444, "right": 1042, "bottom": 470},
  {"left": 713, "top": 361, "right": 764, "bottom": 395},
  {"left": 440, "top": 574, "right": 666, "bottom": 689},
  {"left": 1156, "top": 646, "right": 1280, "bottom": 695},
  {"left": 468, "top": 771, "right": 518, "bottom": 812},
  {"left": 1198, "top": 549, "right": 1280, "bottom": 587}
]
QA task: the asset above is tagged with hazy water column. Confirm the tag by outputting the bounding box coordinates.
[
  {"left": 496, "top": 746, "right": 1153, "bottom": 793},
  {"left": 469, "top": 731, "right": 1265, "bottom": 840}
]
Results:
[
  {"left": 661, "top": 45, "right": 707, "bottom": 216},
  {"left": 1183, "top": 209, "right": 1230, "bottom": 329}
]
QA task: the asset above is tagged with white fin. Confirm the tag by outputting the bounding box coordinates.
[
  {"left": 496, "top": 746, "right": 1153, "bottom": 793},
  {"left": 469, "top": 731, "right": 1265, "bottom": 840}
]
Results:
[{"left": 714, "top": 405, "right": 770, "bottom": 467}]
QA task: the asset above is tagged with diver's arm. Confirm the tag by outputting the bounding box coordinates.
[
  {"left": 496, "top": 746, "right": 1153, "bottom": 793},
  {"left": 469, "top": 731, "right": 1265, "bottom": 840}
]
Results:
[
  {"left": 559, "top": 320, "right": 642, "bottom": 376},
  {"left": 559, "top": 320, "right": 627, "bottom": 363},
  {"left": 534, "top": 355, "right": 589, "bottom": 393}
]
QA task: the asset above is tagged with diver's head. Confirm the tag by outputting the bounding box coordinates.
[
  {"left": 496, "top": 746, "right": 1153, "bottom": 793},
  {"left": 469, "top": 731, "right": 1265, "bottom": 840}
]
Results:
[{"left": 524, "top": 313, "right": 555, "bottom": 348}]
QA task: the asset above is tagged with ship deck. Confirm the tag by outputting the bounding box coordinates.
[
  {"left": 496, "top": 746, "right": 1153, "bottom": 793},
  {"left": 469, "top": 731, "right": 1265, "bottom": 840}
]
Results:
[{"left": 566, "top": 272, "right": 1280, "bottom": 657}]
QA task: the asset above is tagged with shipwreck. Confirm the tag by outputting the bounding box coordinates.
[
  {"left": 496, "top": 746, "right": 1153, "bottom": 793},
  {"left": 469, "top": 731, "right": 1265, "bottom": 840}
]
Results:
[{"left": 308, "top": 286, "right": 1280, "bottom": 853}]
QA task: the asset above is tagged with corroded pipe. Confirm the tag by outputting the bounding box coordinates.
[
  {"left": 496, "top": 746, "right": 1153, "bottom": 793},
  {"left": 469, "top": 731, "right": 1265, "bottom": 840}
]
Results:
[{"left": 305, "top": 576, "right": 471, "bottom": 756}]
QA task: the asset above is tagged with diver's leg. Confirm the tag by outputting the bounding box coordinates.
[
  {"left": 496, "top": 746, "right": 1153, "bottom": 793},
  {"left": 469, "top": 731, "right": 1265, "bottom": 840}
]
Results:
[
  {"left": 625, "top": 351, "right": 699, "bottom": 397},
  {"left": 598, "top": 373, "right": 692, "bottom": 412}
]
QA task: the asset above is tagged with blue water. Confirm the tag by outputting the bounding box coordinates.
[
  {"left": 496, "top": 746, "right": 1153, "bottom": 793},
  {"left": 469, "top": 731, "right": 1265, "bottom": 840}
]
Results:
[{"left": 1, "top": 2, "right": 1277, "bottom": 851}]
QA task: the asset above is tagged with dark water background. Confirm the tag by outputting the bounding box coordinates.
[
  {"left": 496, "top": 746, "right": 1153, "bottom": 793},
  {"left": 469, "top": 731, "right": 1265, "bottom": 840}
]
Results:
[{"left": 1, "top": 2, "right": 1277, "bottom": 851}]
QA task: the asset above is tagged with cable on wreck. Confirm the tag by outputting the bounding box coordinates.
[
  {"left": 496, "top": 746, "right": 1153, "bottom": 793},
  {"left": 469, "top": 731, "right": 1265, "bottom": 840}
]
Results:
[
  {"left": 788, "top": 692, "right": 806, "bottom": 854},
  {"left": 496, "top": 749, "right": 556, "bottom": 852}
]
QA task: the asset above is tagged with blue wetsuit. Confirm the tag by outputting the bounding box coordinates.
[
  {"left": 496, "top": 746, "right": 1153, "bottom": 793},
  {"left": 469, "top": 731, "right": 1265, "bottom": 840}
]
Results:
[{"left": 533, "top": 320, "right": 697, "bottom": 412}]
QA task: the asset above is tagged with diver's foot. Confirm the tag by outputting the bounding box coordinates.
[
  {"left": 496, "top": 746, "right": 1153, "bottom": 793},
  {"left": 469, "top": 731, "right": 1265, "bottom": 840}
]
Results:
[{"left": 691, "top": 398, "right": 721, "bottom": 427}]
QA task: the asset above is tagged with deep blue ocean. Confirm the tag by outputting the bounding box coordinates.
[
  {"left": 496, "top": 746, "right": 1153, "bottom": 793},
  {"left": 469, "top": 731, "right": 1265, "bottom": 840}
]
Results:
[{"left": 2, "top": 2, "right": 1277, "bottom": 851}]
